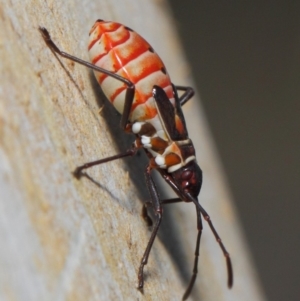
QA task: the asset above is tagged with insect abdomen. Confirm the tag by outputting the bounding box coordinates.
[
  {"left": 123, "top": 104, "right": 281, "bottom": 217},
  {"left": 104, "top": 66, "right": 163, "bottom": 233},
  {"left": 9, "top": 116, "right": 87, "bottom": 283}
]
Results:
[{"left": 88, "top": 20, "right": 174, "bottom": 122}]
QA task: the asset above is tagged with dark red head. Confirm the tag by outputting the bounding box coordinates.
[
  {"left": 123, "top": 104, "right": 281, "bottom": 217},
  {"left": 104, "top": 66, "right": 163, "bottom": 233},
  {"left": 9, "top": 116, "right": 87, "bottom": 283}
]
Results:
[{"left": 171, "top": 161, "right": 203, "bottom": 199}]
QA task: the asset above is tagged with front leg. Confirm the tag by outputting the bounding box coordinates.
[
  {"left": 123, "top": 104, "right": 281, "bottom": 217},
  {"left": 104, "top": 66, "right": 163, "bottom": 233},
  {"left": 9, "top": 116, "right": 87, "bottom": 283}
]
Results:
[{"left": 138, "top": 164, "right": 163, "bottom": 289}]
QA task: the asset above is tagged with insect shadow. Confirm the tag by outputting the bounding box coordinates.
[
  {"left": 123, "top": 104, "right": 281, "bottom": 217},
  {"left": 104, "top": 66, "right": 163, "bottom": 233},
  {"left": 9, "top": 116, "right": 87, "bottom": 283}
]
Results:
[{"left": 81, "top": 71, "right": 201, "bottom": 296}]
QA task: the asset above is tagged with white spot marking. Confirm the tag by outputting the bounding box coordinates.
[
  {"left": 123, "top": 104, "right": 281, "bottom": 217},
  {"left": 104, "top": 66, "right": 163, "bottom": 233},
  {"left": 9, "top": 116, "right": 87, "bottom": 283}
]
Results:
[
  {"left": 141, "top": 136, "right": 151, "bottom": 145},
  {"left": 185, "top": 156, "right": 196, "bottom": 164},
  {"left": 168, "top": 163, "right": 183, "bottom": 173},
  {"left": 155, "top": 155, "right": 165, "bottom": 166},
  {"left": 132, "top": 122, "right": 144, "bottom": 134}
]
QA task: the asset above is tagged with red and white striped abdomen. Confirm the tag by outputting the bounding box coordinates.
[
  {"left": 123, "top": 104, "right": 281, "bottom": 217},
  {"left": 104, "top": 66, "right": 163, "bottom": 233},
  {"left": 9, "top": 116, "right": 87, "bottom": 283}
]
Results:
[{"left": 88, "top": 20, "right": 174, "bottom": 125}]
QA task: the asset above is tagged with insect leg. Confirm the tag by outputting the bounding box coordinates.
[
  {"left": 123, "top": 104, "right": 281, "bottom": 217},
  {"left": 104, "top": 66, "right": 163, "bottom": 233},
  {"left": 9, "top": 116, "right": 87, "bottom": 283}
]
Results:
[
  {"left": 141, "top": 197, "right": 182, "bottom": 226},
  {"left": 141, "top": 202, "right": 153, "bottom": 227},
  {"left": 138, "top": 165, "right": 162, "bottom": 289},
  {"left": 158, "top": 169, "right": 233, "bottom": 289},
  {"left": 182, "top": 206, "right": 203, "bottom": 301},
  {"left": 39, "top": 27, "right": 135, "bottom": 130},
  {"left": 142, "top": 193, "right": 203, "bottom": 300},
  {"left": 174, "top": 85, "right": 194, "bottom": 106},
  {"left": 73, "top": 147, "right": 137, "bottom": 179},
  {"left": 192, "top": 198, "right": 233, "bottom": 288}
]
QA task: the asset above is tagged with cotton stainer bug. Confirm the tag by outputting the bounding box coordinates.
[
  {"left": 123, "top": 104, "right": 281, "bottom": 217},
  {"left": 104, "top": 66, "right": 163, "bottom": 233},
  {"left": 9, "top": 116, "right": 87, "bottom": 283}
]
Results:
[{"left": 39, "top": 19, "right": 233, "bottom": 300}]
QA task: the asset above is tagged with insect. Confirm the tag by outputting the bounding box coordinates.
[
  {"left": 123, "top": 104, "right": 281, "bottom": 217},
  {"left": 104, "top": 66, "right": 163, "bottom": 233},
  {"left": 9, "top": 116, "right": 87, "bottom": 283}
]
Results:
[{"left": 39, "top": 20, "right": 233, "bottom": 300}]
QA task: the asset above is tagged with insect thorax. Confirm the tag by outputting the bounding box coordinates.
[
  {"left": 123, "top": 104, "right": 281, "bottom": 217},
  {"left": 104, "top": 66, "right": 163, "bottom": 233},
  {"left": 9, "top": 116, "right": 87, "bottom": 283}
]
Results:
[{"left": 131, "top": 120, "right": 196, "bottom": 172}]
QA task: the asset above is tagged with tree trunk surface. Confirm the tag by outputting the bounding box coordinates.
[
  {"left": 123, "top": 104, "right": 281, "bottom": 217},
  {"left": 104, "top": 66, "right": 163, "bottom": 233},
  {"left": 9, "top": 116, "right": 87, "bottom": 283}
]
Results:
[{"left": 0, "top": 0, "right": 266, "bottom": 300}]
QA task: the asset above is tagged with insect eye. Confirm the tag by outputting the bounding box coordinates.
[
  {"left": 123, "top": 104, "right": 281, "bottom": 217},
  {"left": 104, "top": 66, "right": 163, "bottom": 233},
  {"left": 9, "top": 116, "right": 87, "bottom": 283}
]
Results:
[
  {"left": 181, "top": 170, "right": 192, "bottom": 180},
  {"left": 182, "top": 181, "right": 190, "bottom": 189}
]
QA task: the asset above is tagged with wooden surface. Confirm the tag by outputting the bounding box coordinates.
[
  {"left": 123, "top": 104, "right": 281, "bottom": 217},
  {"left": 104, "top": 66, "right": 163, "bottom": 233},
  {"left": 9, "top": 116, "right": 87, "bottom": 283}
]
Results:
[{"left": 0, "top": 0, "right": 266, "bottom": 300}]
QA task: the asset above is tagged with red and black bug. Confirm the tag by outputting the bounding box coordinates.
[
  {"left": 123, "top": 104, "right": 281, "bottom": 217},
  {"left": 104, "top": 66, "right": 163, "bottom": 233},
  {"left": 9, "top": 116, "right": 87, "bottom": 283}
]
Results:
[{"left": 39, "top": 20, "right": 233, "bottom": 300}]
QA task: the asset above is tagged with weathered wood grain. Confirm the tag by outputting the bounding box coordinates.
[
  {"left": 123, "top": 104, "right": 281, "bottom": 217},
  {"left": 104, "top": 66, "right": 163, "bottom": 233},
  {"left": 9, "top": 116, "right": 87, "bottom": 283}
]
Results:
[{"left": 0, "top": 0, "right": 266, "bottom": 300}]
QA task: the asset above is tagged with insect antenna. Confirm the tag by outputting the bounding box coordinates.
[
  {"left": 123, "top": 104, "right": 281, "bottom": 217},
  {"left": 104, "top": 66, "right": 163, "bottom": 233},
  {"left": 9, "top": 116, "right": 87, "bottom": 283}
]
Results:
[
  {"left": 187, "top": 193, "right": 233, "bottom": 288},
  {"left": 182, "top": 206, "right": 202, "bottom": 300}
]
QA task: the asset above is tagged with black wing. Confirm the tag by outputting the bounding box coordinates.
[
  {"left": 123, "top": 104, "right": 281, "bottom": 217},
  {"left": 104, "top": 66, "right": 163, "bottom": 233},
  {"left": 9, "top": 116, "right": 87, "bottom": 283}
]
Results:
[{"left": 152, "top": 85, "right": 188, "bottom": 141}]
